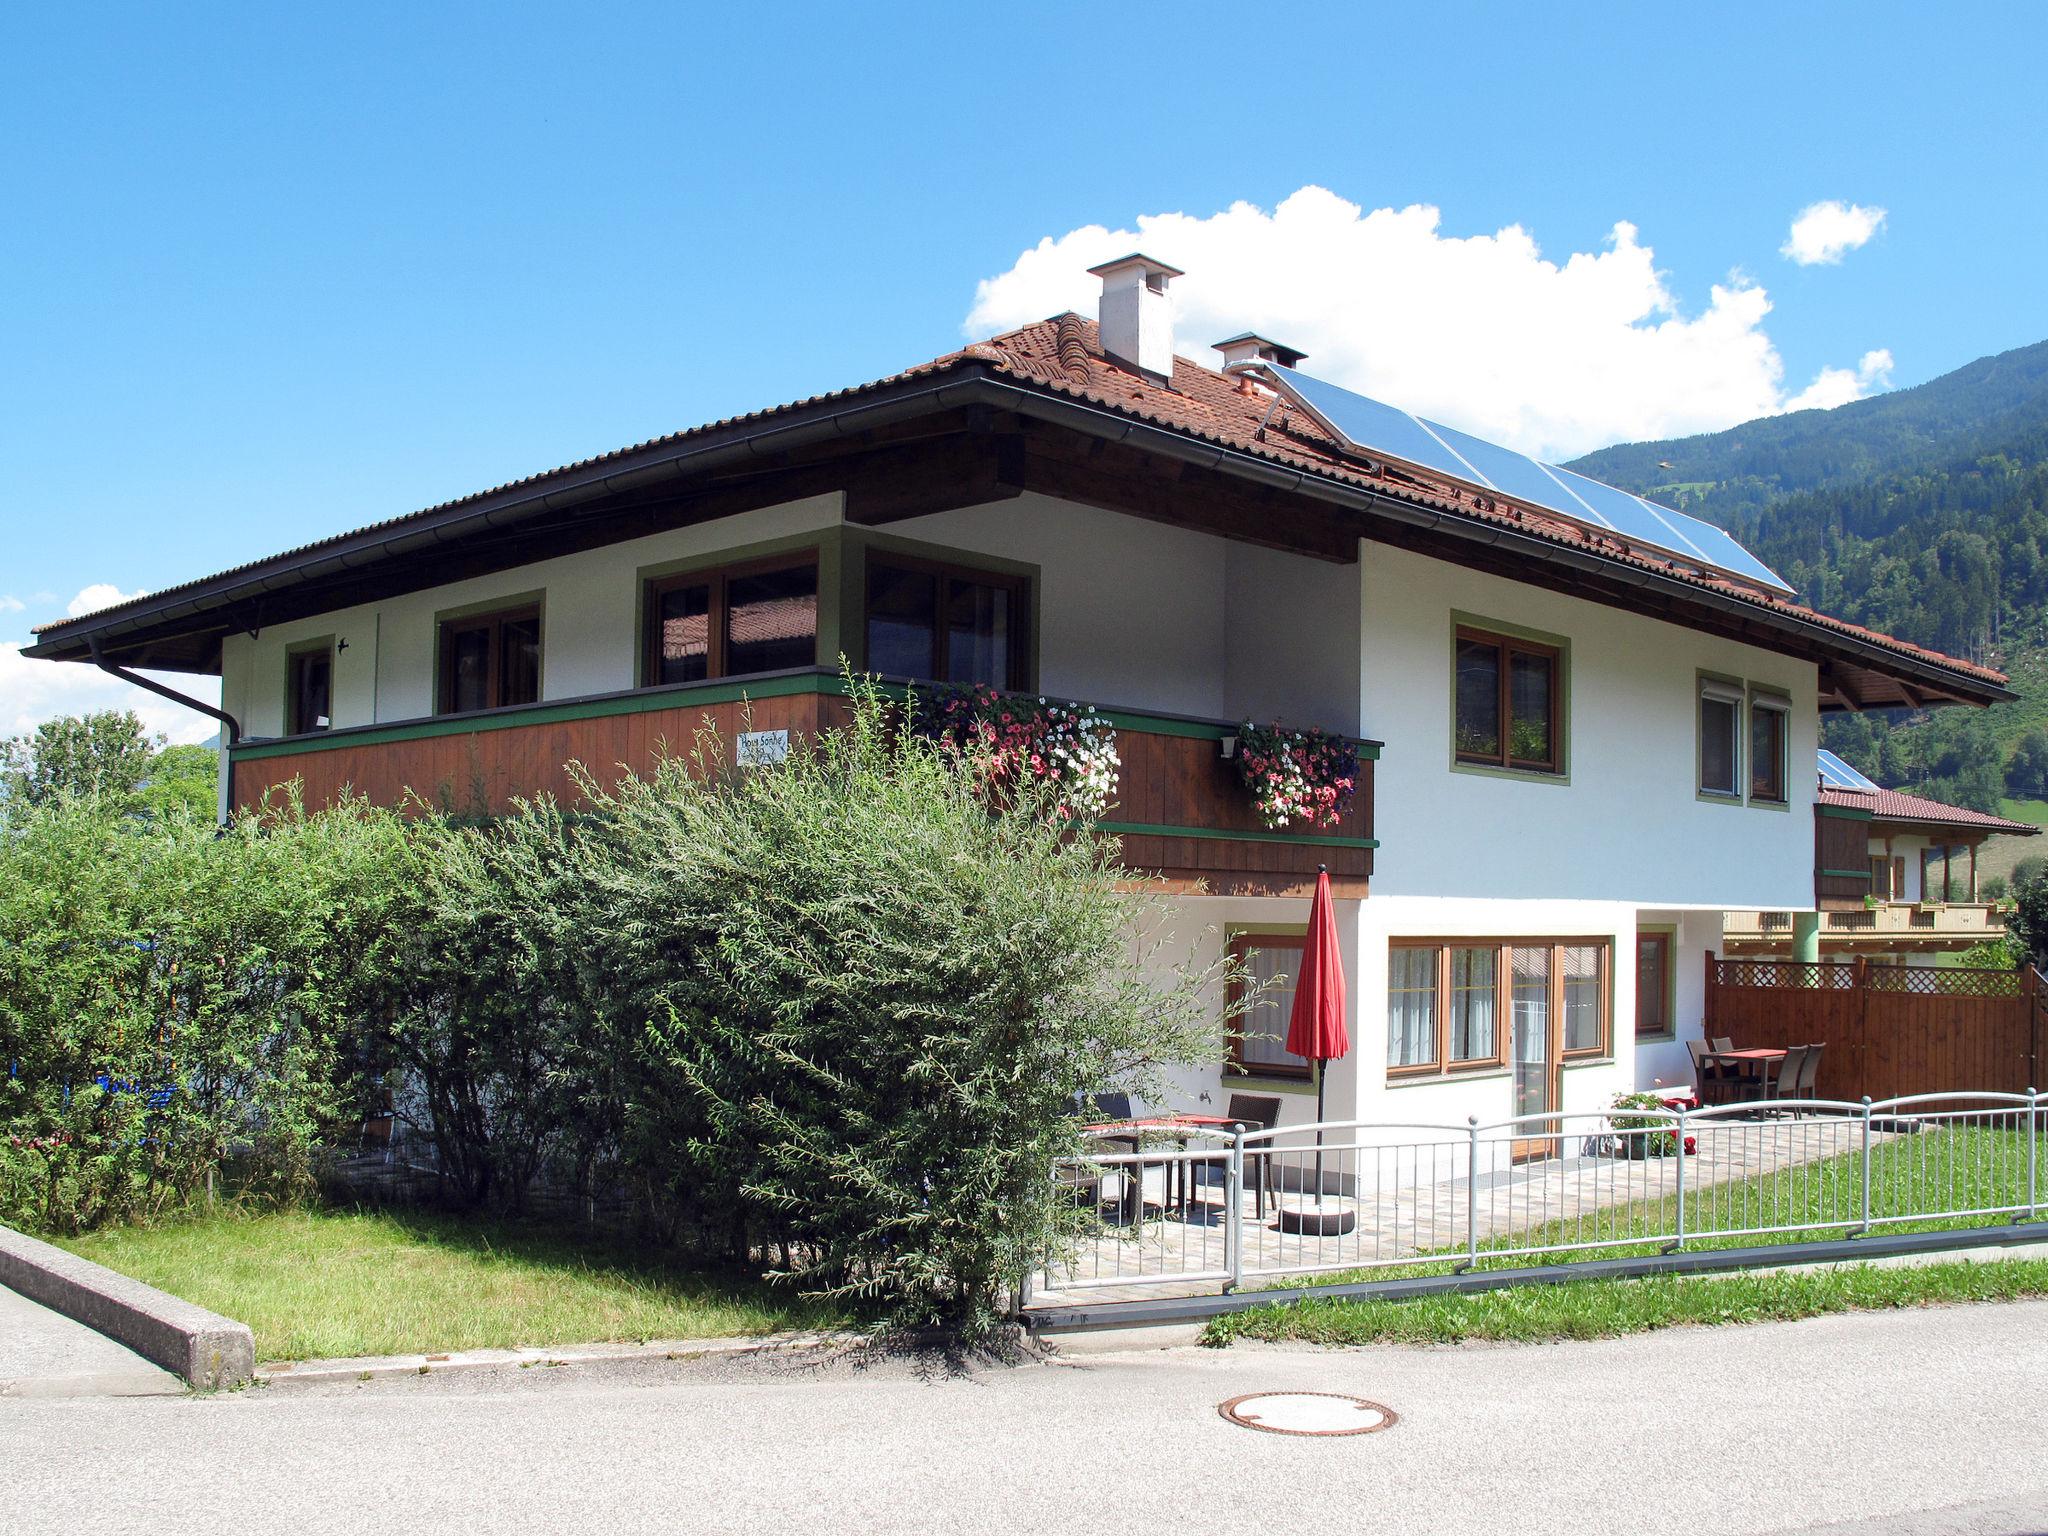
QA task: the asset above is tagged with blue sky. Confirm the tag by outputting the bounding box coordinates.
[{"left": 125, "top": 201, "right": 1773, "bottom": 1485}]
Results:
[{"left": 5, "top": 1, "right": 2047, "bottom": 736}]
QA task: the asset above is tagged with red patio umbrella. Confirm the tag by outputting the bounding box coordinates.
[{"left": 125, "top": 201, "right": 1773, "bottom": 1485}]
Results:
[{"left": 1285, "top": 867, "right": 1349, "bottom": 1205}]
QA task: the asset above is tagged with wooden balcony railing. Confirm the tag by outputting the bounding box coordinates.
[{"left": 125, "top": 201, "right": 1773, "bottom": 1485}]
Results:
[{"left": 229, "top": 669, "right": 1378, "bottom": 898}]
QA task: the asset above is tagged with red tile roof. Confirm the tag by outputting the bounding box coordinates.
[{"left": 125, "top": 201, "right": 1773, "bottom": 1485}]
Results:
[
  {"left": 25, "top": 312, "right": 2012, "bottom": 695},
  {"left": 1819, "top": 786, "right": 2040, "bottom": 835},
  {"left": 952, "top": 317, "right": 2008, "bottom": 689}
]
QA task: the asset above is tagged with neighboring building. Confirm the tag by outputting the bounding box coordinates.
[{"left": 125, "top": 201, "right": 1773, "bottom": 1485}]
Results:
[
  {"left": 1723, "top": 750, "right": 2038, "bottom": 961},
  {"left": 26, "top": 255, "right": 2013, "bottom": 1135}
]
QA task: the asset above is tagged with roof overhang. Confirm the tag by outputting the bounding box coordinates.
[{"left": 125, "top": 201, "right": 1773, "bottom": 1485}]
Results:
[{"left": 24, "top": 363, "right": 2015, "bottom": 711}]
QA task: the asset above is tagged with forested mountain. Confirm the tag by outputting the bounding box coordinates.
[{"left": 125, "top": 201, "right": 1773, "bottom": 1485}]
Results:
[
  {"left": 1565, "top": 341, "right": 2048, "bottom": 815},
  {"left": 1570, "top": 338, "right": 2048, "bottom": 538}
]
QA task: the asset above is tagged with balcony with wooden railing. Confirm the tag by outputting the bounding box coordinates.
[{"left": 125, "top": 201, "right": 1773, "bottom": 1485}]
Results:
[
  {"left": 1723, "top": 901, "right": 2008, "bottom": 955},
  {"left": 228, "top": 668, "right": 1378, "bottom": 898}
]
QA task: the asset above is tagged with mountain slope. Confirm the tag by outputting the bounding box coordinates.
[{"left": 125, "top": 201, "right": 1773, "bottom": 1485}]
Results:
[{"left": 1567, "top": 338, "right": 2048, "bottom": 538}]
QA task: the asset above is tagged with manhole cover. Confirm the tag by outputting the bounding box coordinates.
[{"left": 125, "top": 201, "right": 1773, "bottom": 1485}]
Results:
[{"left": 1218, "top": 1391, "right": 1397, "bottom": 1437}]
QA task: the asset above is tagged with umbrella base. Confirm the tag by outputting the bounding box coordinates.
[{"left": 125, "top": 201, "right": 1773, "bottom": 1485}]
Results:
[{"left": 1274, "top": 1202, "right": 1358, "bottom": 1238}]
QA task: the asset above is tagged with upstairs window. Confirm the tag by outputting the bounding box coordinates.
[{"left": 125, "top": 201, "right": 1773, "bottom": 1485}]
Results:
[
  {"left": 439, "top": 605, "right": 541, "bottom": 715},
  {"left": 1698, "top": 680, "right": 1743, "bottom": 797},
  {"left": 287, "top": 645, "right": 333, "bottom": 735},
  {"left": 643, "top": 554, "right": 819, "bottom": 687},
  {"left": 865, "top": 555, "right": 1027, "bottom": 689},
  {"left": 1749, "top": 695, "right": 1789, "bottom": 803},
  {"left": 1454, "top": 626, "right": 1561, "bottom": 774}
]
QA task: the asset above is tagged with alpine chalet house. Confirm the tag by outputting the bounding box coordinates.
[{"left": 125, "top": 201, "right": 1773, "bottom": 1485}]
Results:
[
  {"left": 27, "top": 256, "right": 2011, "bottom": 1132},
  {"left": 1722, "top": 750, "right": 2036, "bottom": 962}
]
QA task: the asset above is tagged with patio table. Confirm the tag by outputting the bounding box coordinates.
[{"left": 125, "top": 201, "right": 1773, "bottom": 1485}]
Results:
[
  {"left": 1081, "top": 1114, "right": 1238, "bottom": 1215},
  {"left": 1702, "top": 1048, "right": 1788, "bottom": 1103}
]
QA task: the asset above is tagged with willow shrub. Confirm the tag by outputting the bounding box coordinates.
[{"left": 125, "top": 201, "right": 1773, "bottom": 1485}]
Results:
[
  {"left": 571, "top": 682, "right": 1236, "bottom": 1335},
  {"left": 0, "top": 792, "right": 421, "bottom": 1233}
]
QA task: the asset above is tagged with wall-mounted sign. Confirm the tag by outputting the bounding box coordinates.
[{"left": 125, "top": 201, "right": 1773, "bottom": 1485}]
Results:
[{"left": 737, "top": 729, "right": 790, "bottom": 767}]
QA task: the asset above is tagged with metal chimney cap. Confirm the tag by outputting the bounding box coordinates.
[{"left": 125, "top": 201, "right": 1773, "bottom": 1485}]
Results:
[{"left": 1214, "top": 332, "right": 1308, "bottom": 370}]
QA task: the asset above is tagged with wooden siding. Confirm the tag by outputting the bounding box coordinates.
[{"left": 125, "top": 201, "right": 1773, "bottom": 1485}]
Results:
[
  {"left": 1814, "top": 805, "right": 1874, "bottom": 910},
  {"left": 232, "top": 680, "right": 1372, "bottom": 897},
  {"left": 235, "top": 691, "right": 831, "bottom": 816},
  {"left": 1705, "top": 953, "right": 2044, "bottom": 1100}
]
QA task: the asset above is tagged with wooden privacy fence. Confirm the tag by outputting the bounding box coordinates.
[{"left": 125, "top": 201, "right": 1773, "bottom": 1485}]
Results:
[{"left": 1705, "top": 951, "right": 2046, "bottom": 1100}]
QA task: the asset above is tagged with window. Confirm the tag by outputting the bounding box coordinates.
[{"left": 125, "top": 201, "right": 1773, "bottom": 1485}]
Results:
[
  {"left": 864, "top": 554, "right": 1027, "bottom": 689},
  {"left": 1447, "top": 946, "right": 1499, "bottom": 1064},
  {"left": 1387, "top": 945, "right": 1440, "bottom": 1071},
  {"left": 1226, "top": 934, "right": 1309, "bottom": 1079},
  {"left": 286, "top": 646, "right": 333, "bottom": 735},
  {"left": 642, "top": 554, "right": 819, "bottom": 688},
  {"left": 1698, "top": 680, "right": 1743, "bottom": 797},
  {"left": 1870, "top": 855, "right": 1891, "bottom": 901},
  {"left": 1749, "top": 695, "right": 1788, "bottom": 803},
  {"left": 438, "top": 605, "right": 541, "bottom": 715},
  {"left": 1634, "top": 930, "right": 1673, "bottom": 1039},
  {"left": 1454, "top": 627, "right": 1561, "bottom": 774},
  {"left": 1390, "top": 938, "right": 1609, "bottom": 1080}
]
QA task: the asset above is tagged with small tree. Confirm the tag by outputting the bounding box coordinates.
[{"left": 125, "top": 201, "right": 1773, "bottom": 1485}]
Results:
[{"left": 0, "top": 711, "right": 161, "bottom": 812}]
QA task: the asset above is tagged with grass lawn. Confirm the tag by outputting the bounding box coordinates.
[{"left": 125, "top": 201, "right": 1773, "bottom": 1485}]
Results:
[
  {"left": 55, "top": 1206, "right": 843, "bottom": 1362},
  {"left": 1203, "top": 1122, "right": 2047, "bottom": 1343},
  {"left": 1201, "top": 1258, "right": 2048, "bottom": 1346}
]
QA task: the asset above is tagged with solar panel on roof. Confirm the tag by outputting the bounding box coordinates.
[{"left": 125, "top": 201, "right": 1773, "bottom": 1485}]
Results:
[
  {"left": 1817, "top": 749, "right": 1880, "bottom": 792},
  {"left": 1253, "top": 366, "right": 1796, "bottom": 596}
]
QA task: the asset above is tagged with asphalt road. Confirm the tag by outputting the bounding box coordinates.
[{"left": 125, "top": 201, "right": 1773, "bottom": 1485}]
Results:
[{"left": 4, "top": 1301, "right": 2045, "bottom": 1535}]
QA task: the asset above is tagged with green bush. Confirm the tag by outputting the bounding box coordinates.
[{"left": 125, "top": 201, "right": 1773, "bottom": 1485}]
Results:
[
  {"left": 597, "top": 684, "right": 1230, "bottom": 1334},
  {"left": 0, "top": 791, "right": 419, "bottom": 1232},
  {"left": 3, "top": 686, "right": 1234, "bottom": 1337}
]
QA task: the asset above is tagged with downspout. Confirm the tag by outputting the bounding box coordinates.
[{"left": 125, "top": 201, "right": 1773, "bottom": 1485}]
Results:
[{"left": 89, "top": 638, "right": 242, "bottom": 820}]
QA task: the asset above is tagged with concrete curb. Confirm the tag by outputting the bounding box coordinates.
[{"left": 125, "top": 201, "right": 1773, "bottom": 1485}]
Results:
[
  {"left": 257, "top": 1329, "right": 865, "bottom": 1387},
  {"left": 0, "top": 1224, "right": 254, "bottom": 1389}
]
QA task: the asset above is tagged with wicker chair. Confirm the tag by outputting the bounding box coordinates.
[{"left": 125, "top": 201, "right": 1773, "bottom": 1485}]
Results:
[
  {"left": 1688, "top": 1038, "right": 1736, "bottom": 1106},
  {"left": 1767, "top": 1045, "right": 1811, "bottom": 1114}
]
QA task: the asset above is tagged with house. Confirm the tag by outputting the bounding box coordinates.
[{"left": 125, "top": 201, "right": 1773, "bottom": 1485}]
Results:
[
  {"left": 26, "top": 255, "right": 2012, "bottom": 1140},
  {"left": 1722, "top": 750, "right": 2037, "bottom": 961}
]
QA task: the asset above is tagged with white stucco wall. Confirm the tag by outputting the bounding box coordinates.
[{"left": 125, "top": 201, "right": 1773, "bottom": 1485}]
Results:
[
  {"left": 221, "top": 494, "right": 845, "bottom": 736},
  {"left": 1360, "top": 543, "right": 1819, "bottom": 912}
]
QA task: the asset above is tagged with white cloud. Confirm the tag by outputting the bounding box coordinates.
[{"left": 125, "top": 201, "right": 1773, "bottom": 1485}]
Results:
[
  {"left": 67, "top": 582, "right": 147, "bottom": 619},
  {"left": 1785, "top": 348, "right": 1895, "bottom": 413},
  {"left": 1781, "top": 201, "right": 1887, "bottom": 266},
  {"left": 0, "top": 595, "right": 22, "bottom": 614},
  {"left": 0, "top": 642, "right": 222, "bottom": 745},
  {"left": 967, "top": 186, "right": 1894, "bottom": 460},
  {"left": 1, "top": 582, "right": 219, "bottom": 746}
]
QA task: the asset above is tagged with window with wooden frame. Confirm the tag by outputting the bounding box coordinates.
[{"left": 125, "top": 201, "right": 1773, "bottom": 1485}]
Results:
[
  {"left": 1386, "top": 943, "right": 1506, "bottom": 1076},
  {"left": 1226, "top": 933, "right": 1309, "bottom": 1080},
  {"left": 1748, "top": 693, "right": 1789, "bottom": 804},
  {"left": 1869, "top": 855, "right": 1891, "bottom": 900},
  {"left": 1454, "top": 626, "right": 1561, "bottom": 774},
  {"left": 1388, "top": 938, "right": 1609, "bottom": 1079},
  {"left": 286, "top": 644, "right": 334, "bottom": 735},
  {"left": 437, "top": 604, "right": 542, "bottom": 715},
  {"left": 1698, "top": 678, "right": 1744, "bottom": 798},
  {"left": 642, "top": 552, "right": 820, "bottom": 689},
  {"left": 864, "top": 552, "right": 1028, "bottom": 689},
  {"left": 1634, "top": 929, "right": 1674, "bottom": 1039}
]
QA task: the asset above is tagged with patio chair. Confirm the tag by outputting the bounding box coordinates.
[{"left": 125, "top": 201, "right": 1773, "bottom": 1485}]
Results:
[
  {"left": 1791, "top": 1042, "right": 1823, "bottom": 1102},
  {"left": 1767, "top": 1045, "right": 1811, "bottom": 1114},
  {"left": 1225, "top": 1093, "right": 1283, "bottom": 1220},
  {"left": 1687, "top": 1038, "right": 1736, "bottom": 1106},
  {"left": 1710, "top": 1036, "right": 1734, "bottom": 1053},
  {"left": 1073, "top": 1091, "right": 1141, "bottom": 1213}
]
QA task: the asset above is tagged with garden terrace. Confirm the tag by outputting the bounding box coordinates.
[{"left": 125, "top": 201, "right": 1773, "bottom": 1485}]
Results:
[{"left": 229, "top": 668, "right": 1379, "bottom": 898}]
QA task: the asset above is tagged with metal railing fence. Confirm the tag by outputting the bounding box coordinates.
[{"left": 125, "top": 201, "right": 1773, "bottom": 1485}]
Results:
[{"left": 1034, "top": 1091, "right": 2043, "bottom": 1298}]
